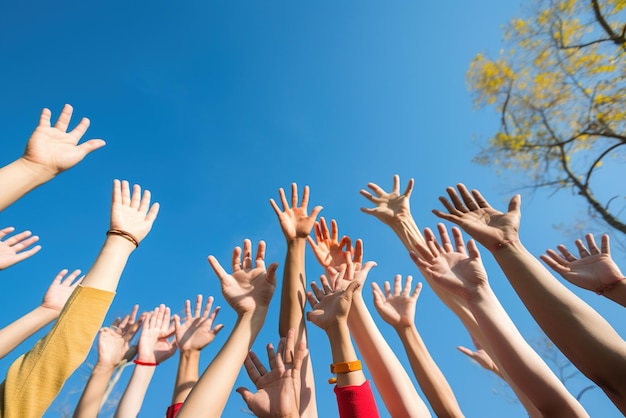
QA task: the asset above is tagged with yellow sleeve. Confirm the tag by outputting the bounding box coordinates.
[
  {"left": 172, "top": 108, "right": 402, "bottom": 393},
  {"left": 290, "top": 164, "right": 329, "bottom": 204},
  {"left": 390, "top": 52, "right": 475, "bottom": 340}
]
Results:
[{"left": 1, "top": 285, "right": 114, "bottom": 418}]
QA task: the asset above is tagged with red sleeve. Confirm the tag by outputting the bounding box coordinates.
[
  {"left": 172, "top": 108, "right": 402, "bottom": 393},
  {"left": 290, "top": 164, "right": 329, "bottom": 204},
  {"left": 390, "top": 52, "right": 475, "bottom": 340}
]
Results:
[
  {"left": 166, "top": 402, "right": 184, "bottom": 418},
  {"left": 334, "top": 380, "right": 380, "bottom": 418}
]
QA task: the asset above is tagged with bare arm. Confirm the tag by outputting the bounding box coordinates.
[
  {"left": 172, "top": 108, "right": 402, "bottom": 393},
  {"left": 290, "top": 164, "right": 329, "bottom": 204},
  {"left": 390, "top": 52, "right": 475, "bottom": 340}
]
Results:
[
  {"left": 372, "top": 276, "right": 464, "bottom": 418},
  {"left": 177, "top": 240, "right": 278, "bottom": 418},
  {"left": 270, "top": 184, "right": 321, "bottom": 417},
  {"left": 0, "top": 105, "right": 105, "bottom": 212},
  {"left": 171, "top": 295, "right": 223, "bottom": 405},
  {"left": 434, "top": 184, "right": 626, "bottom": 413},
  {"left": 361, "top": 176, "right": 541, "bottom": 416},
  {"left": 74, "top": 307, "right": 141, "bottom": 418},
  {"left": 114, "top": 306, "right": 177, "bottom": 418},
  {"left": 415, "top": 226, "right": 588, "bottom": 417}
]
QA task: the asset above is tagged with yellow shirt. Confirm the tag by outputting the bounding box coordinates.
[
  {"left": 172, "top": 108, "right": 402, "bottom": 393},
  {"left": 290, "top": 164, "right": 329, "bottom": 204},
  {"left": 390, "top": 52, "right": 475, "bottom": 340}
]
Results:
[{"left": 0, "top": 286, "right": 114, "bottom": 418}]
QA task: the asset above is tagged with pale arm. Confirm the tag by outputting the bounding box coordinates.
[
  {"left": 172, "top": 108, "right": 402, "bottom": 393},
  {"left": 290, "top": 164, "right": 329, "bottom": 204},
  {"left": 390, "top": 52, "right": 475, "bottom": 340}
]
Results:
[
  {"left": 0, "top": 105, "right": 105, "bottom": 212},
  {"left": 360, "top": 177, "right": 540, "bottom": 416},
  {"left": 417, "top": 229, "right": 588, "bottom": 417},
  {"left": 177, "top": 240, "right": 278, "bottom": 418},
  {"left": 73, "top": 306, "right": 141, "bottom": 418},
  {"left": 372, "top": 276, "right": 464, "bottom": 418},
  {"left": 114, "top": 306, "right": 177, "bottom": 418},
  {"left": 434, "top": 185, "right": 626, "bottom": 413},
  {"left": 171, "top": 295, "right": 223, "bottom": 404},
  {"left": 0, "top": 269, "right": 82, "bottom": 359}
]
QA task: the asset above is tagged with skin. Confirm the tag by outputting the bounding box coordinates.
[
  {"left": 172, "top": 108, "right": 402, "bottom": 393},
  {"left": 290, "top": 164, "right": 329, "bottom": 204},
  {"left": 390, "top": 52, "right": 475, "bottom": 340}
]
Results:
[
  {"left": 237, "top": 328, "right": 307, "bottom": 418},
  {"left": 0, "top": 269, "right": 83, "bottom": 360},
  {"left": 541, "top": 233, "right": 626, "bottom": 307},
  {"left": 270, "top": 184, "right": 322, "bottom": 417},
  {"left": 360, "top": 175, "right": 541, "bottom": 417},
  {"left": 114, "top": 306, "right": 177, "bottom": 418},
  {"left": 433, "top": 183, "right": 626, "bottom": 414},
  {"left": 0, "top": 104, "right": 105, "bottom": 212},
  {"left": 414, "top": 225, "right": 588, "bottom": 418},
  {"left": 177, "top": 240, "right": 278, "bottom": 418},
  {"left": 74, "top": 306, "right": 141, "bottom": 418},
  {"left": 308, "top": 228, "right": 431, "bottom": 418},
  {"left": 171, "top": 295, "right": 223, "bottom": 405},
  {"left": 0, "top": 227, "right": 41, "bottom": 269},
  {"left": 372, "top": 275, "right": 465, "bottom": 418}
]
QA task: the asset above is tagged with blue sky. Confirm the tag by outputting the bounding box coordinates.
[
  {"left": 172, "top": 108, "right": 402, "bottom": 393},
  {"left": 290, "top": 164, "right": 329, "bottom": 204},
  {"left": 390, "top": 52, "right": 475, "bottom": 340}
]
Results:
[{"left": 0, "top": 1, "right": 624, "bottom": 417}]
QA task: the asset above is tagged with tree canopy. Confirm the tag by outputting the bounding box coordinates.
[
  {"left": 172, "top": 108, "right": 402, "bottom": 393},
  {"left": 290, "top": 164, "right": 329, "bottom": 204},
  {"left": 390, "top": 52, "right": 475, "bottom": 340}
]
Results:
[{"left": 467, "top": 0, "right": 626, "bottom": 234}]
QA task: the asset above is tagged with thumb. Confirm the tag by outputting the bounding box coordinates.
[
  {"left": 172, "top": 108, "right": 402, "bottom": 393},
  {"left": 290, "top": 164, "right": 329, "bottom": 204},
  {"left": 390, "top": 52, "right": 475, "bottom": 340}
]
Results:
[
  {"left": 236, "top": 387, "right": 255, "bottom": 405},
  {"left": 77, "top": 139, "right": 106, "bottom": 155}
]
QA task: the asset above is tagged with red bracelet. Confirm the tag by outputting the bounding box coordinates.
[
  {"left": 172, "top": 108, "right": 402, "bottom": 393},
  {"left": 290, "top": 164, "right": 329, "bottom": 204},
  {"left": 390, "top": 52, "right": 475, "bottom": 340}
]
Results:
[
  {"left": 595, "top": 278, "right": 625, "bottom": 295},
  {"left": 134, "top": 359, "right": 159, "bottom": 366},
  {"left": 494, "top": 239, "right": 518, "bottom": 251}
]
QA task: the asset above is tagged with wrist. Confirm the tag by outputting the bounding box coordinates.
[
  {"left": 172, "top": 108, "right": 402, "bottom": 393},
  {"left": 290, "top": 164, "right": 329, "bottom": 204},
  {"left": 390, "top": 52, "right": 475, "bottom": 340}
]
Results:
[
  {"left": 136, "top": 351, "right": 157, "bottom": 364},
  {"left": 286, "top": 237, "right": 307, "bottom": 248},
  {"left": 179, "top": 349, "right": 201, "bottom": 360},
  {"left": 93, "top": 361, "right": 118, "bottom": 372},
  {"left": 36, "top": 305, "right": 61, "bottom": 320},
  {"left": 16, "top": 156, "right": 57, "bottom": 181},
  {"left": 103, "top": 234, "right": 137, "bottom": 254}
]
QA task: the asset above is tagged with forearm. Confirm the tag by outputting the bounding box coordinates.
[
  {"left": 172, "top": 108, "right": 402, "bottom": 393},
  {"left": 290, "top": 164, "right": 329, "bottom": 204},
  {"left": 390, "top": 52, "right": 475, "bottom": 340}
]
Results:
[
  {"left": 326, "top": 323, "right": 365, "bottom": 387},
  {"left": 469, "top": 286, "right": 588, "bottom": 417},
  {"left": 172, "top": 351, "right": 200, "bottom": 404},
  {"left": 0, "top": 306, "right": 58, "bottom": 359},
  {"left": 82, "top": 236, "right": 135, "bottom": 292},
  {"left": 386, "top": 214, "right": 424, "bottom": 254},
  {"left": 279, "top": 239, "right": 307, "bottom": 339},
  {"left": 348, "top": 296, "right": 430, "bottom": 418},
  {"left": 603, "top": 280, "right": 626, "bottom": 308},
  {"left": 73, "top": 363, "right": 115, "bottom": 418},
  {"left": 492, "top": 241, "right": 626, "bottom": 384},
  {"left": 177, "top": 311, "right": 266, "bottom": 418},
  {"left": 114, "top": 365, "right": 156, "bottom": 418},
  {"left": 396, "top": 325, "right": 464, "bottom": 418},
  {"left": 0, "top": 158, "right": 54, "bottom": 212}
]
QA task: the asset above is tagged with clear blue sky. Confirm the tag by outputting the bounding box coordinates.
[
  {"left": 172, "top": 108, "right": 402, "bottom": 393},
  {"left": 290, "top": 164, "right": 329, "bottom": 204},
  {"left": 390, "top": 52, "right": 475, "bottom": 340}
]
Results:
[{"left": 0, "top": 1, "right": 624, "bottom": 417}]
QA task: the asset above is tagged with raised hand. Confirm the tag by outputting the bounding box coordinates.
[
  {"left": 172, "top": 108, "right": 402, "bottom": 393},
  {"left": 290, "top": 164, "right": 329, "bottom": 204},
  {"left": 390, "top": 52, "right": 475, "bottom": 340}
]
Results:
[
  {"left": 110, "top": 180, "right": 160, "bottom": 245},
  {"left": 97, "top": 305, "right": 142, "bottom": 368},
  {"left": 270, "top": 183, "right": 322, "bottom": 242},
  {"left": 307, "top": 217, "right": 363, "bottom": 276},
  {"left": 306, "top": 275, "right": 361, "bottom": 331},
  {"left": 174, "top": 295, "right": 224, "bottom": 353},
  {"left": 330, "top": 250, "right": 377, "bottom": 294},
  {"left": 237, "top": 329, "right": 306, "bottom": 418},
  {"left": 433, "top": 184, "right": 520, "bottom": 250},
  {"left": 208, "top": 240, "right": 278, "bottom": 315},
  {"left": 371, "top": 275, "right": 421, "bottom": 328},
  {"left": 411, "top": 224, "right": 489, "bottom": 301},
  {"left": 40, "top": 269, "right": 84, "bottom": 314},
  {"left": 457, "top": 336, "right": 502, "bottom": 378},
  {"left": 541, "top": 233, "right": 624, "bottom": 294},
  {"left": 136, "top": 305, "right": 177, "bottom": 364},
  {"left": 21, "top": 104, "right": 105, "bottom": 175},
  {"left": 0, "top": 227, "right": 41, "bottom": 269},
  {"left": 360, "top": 175, "right": 414, "bottom": 225}
]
